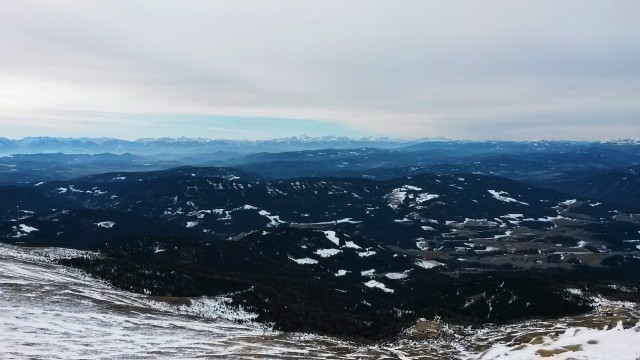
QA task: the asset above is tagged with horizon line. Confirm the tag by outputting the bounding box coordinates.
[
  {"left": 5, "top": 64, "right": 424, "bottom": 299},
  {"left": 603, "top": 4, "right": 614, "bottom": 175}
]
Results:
[{"left": 2, "top": 135, "right": 640, "bottom": 143}]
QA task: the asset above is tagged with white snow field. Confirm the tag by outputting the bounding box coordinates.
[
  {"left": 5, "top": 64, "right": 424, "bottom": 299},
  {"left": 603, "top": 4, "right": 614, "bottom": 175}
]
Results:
[{"left": 478, "top": 321, "right": 640, "bottom": 359}]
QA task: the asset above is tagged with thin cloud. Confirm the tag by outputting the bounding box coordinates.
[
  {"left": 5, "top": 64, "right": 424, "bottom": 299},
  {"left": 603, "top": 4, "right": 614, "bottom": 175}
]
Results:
[{"left": 0, "top": 1, "right": 639, "bottom": 139}]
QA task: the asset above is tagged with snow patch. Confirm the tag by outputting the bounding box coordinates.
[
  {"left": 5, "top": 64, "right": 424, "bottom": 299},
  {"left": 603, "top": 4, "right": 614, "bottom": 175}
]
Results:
[
  {"left": 335, "top": 270, "right": 349, "bottom": 277},
  {"left": 386, "top": 189, "right": 407, "bottom": 209},
  {"left": 342, "top": 241, "right": 361, "bottom": 249},
  {"left": 363, "top": 280, "right": 394, "bottom": 293},
  {"left": 358, "top": 250, "right": 376, "bottom": 258},
  {"left": 487, "top": 190, "right": 529, "bottom": 206},
  {"left": 258, "top": 210, "right": 284, "bottom": 227},
  {"left": 395, "top": 218, "right": 413, "bottom": 223},
  {"left": 95, "top": 221, "right": 115, "bottom": 229},
  {"left": 148, "top": 295, "right": 260, "bottom": 323},
  {"left": 322, "top": 230, "right": 340, "bottom": 246},
  {"left": 566, "top": 288, "right": 584, "bottom": 296},
  {"left": 335, "top": 218, "right": 362, "bottom": 224},
  {"left": 415, "top": 259, "right": 444, "bottom": 269},
  {"left": 186, "top": 221, "right": 199, "bottom": 228},
  {"left": 478, "top": 321, "right": 640, "bottom": 360},
  {"left": 384, "top": 272, "right": 409, "bottom": 280},
  {"left": 501, "top": 214, "right": 524, "bottom": 220},
  {"left": 416, "top": 239, "right": 430, "bottom": 250},
  {"left": 288, "top": 256, "right": 318, "bottom": 265},
  {"left": 314, "top": 248, "right": 342, "bottom": 258},
  {"left": 18, "top": 224, "right": 38, "bottom": 233},
  {"left": 416, "top": 193, "right": 440, "bottom": 203}
]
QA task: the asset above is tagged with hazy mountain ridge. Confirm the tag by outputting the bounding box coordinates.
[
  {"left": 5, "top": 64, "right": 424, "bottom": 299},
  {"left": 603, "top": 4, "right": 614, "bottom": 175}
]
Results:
[
  {"left": 0, "top": 136, "right": 422, "bottom": 156},
  {"left": 4, "top": 139, "right": 639, "bottom": 190},
  {"left": 2, "top": 136, "right": 638, "bottom": 156}
]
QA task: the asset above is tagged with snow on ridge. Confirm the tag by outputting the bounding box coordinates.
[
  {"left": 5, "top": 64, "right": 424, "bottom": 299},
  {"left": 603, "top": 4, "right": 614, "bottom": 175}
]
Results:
[
  {"left": 361, "top": 269, "right": 376, "bottom": 276},
  {"left": 358, "top": 250, "right": 376, "bottom": 258},
  {"left": 537, "top": 215, "right": 568, "bottom": 222},
  {"left": 258, "top": 210, "right": 284, "bottom": 227},
  {"left": 186, "top": 221, "right": 199, "bottom": 228},
  {"left": 146, "top": 296, "right": 261, "bottom": 324},
  {"left": 335, "top": 218, "right": 362, "bottom": 224},
  {"left": 291, "top": 218, "right": 362, "bottom": 226},
  {"left": 86, "top": 188, "right": 108, "bottom": 196},
  {"left": 314, "top": 248, "right": 342, "bottom": 258},
  {"left": 384, "top": 272, "right": 409, "bottom": 280},
  {"left": 500, "top": 214, "right": 523, "bottom": 220},
  {"left": 322, "top": 230, "right": 340, "bottom": 246},
  {"left": 335, "top": 269, "right": 349, "bottom": 277},
  {"left": 415, "top": 259, "right": 444, "bottom": 269},
  {"left": 401, "top": 185, "right": 423, "bottom": 191},
  {"left": 18, "top": 224, "right": 38, "bottom": 233},
  {"left": 492, "top": 230, "right": 512, "bottom": 240},
  {"left": 288, "top": 256, "right": 318, "bottom": 265},
  {"left": 416, "top": 193, "right": 440, "bottom": 203},
  {"left": 416, "top": 239, "right": 430, "bottom": 250},
  {"left": 463, "top": 218, "right": 499, "bottom": 227},
  {"left": 0, "top": 243, "right": 98, "bottom": 262},
  {"left": 343, "top": 241, "right": 361, "bottom": 249},
  {"left": 394, "top": 218, "right": 413, "bottom": 224},
  {"left": 95, "top": 221, "right": 115, "bottom": 229},
  {"left": 487, "top": 190, "right": 529, "bottom": 206},
  {"left": 566, "top": 288, "right": 584, "bottom": 296},
  {"left": 386, "top": 188, "right": 407, "bottom": 209}
]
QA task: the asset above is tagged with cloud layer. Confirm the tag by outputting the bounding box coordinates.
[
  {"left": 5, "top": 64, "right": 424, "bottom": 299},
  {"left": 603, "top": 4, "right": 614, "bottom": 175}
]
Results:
[{"left": 1, "top": 0, "right": 639, "bottom": 139}]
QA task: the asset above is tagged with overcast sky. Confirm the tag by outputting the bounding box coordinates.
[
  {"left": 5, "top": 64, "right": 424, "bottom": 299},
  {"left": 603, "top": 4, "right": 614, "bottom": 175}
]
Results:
[{"left": 1, "top": 0, "right": 639, "bottom": 140}]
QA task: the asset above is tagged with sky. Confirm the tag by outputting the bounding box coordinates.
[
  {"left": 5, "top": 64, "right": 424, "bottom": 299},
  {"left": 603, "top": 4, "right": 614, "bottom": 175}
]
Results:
[{"left": 1, "top": 0, "right": 639, "bottom": 140}]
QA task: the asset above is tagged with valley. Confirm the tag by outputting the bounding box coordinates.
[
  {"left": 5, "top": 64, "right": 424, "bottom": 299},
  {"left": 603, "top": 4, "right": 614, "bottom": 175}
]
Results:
[{"left": 1, "top": 138, "right": 640, "bottom": 358}]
